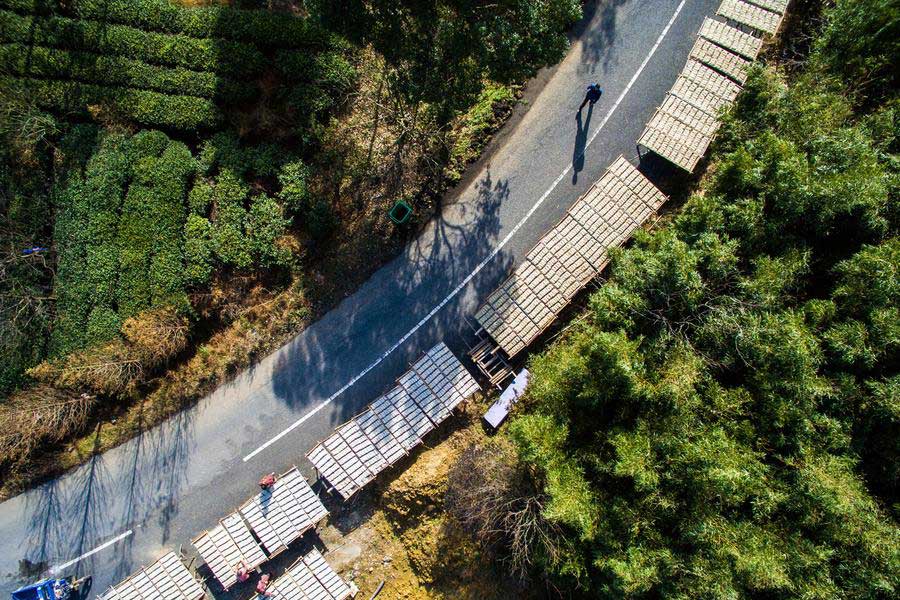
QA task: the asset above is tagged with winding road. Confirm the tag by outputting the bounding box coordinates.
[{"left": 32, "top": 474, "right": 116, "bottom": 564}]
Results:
[{"left": 0, "top": 1, "right": 719, "bottom": 597}]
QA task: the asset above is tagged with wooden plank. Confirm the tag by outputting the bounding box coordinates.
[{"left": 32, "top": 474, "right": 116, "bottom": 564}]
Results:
[
  {"left": 477, "top": 290, "right": 535, "bottom": 357},
  {"left": 270, "top": 548, "right": 352, "bottom": 600},
  {"left": 746, "top": 0, "right": 788, "bottom": 12},
  {"left": 659, "top": 93, "right": 721, "bottom": 137},
  {"left": 426, "top": 342, "right": 480, "bottom": 401},
  {"left": 397, "top": 369, "right": 449, "bottom": 425},
  {"left": 681, "top": 59, "right": 742, "bottom": 102},
  {"left": 371, "top": 392, "right": 427, "bottom": 452},
  {"left": 323, "top": 429, "right": 374, "bottom": 490},
  {"left": 390, "top": 385, "right": 434, "bottom": 440},
  {"left": 560, "top": 206, "right": 609, "bottom": 266},
  {"left": 540, "top": 222, "right": 597, "bottom": 287},
  {"left": 690, "top": 37, "right": 751, "bottom": 83},
  {"left": 411, "top": 351, "right": 456, "bottom": 408},
  {"left": 304, "top": 548, "right": 353, "bottom": 599},
  {"left": 717, "top": 0, "right": 783, "bottom": 35},
  {"left": 192, "top": 513, "right": 266, "bottom": 590},
  {"left": 670, "top": 74, "right": 732, "bottom": 116},
  {"left": 337, "top": 419, "right": 389, "bottom": 480},
  {"left": 307, "top": 443, "right": 357, "bottom": 499},
  {"left": 607, "top": 156, "right": 668, "bottom": 212},
  {"left": 526, "top": 240, "right": 584, "bottom": 299},
  {"left": 101, "top": 553, "right": 203, "bottom": 600},
  {"left": 699, "top": 17, "right": 764, "bottom": 59},
  {"left": 357, "top": 406, "right": 407, "bottom": 465},
  {"left": 639, "top": 108, "right": 712, "bottom": 172}
]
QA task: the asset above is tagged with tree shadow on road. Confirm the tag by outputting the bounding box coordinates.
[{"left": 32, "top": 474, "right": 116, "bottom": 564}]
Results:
[
  {"left": 268, "top": 168, "right": 514, "bottom": 432},
  {"left": 577, "top": 0, "right": 629, "bottom": 76},
  {"left": 19, "top": 409, "right": 195, "bottom": 591}
]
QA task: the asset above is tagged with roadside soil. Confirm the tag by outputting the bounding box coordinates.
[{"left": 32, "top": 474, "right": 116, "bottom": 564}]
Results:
[{"left": 317, "top": 397, "right": 540, "bottom": 600}]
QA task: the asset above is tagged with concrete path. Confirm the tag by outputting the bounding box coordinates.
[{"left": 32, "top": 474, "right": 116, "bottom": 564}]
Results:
[{"left": 0, "top": 1, "right": 718, "bottom": 597}]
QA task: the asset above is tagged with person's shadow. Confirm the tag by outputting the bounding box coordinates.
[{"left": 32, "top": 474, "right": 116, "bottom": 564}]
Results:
[{"left": 572, "top": 102, "right": 594, "bottom": 184}]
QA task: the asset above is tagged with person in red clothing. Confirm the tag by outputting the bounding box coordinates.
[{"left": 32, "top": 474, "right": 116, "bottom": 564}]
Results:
[
  {"left": 256, "top": 573, "right": 274, "bottom": 597},
  {"left": 235, "top": 561, "right": 251, "bottom": 583},
  {"left": 258, "top": 472, "right": 276, "bottom": 491}
]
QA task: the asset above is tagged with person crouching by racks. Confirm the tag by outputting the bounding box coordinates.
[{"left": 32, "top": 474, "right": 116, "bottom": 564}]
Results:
[
  {"left": 257, "top": 573, "right": 274, "bottom": 597},
  {"left": 258, "top": 472, "right": 276, "bottom": 491},
  {"left": 235, "top": 561, "right": 251, "bottom": 584}
]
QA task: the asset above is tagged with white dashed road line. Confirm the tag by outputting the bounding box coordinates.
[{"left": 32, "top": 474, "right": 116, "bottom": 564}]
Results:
[
  {"left": 49, "top": 529, "right": 134, "bottom": 574},
  {"left": 244, "top": 0, "right": 688, "bottom": 463}
]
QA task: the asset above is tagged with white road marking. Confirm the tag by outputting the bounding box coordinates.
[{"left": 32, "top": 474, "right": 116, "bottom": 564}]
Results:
[
  {"left": 49, "top": 529, "right": 133, "bottom": 573},
  {"left": 244, "top": 0, "right": 687, "bottom": 463}
]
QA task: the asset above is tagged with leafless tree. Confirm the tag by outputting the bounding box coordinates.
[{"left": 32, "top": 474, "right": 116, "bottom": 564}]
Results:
[
  {"left": 0, "top": 386, "right": 95, "bottom": 462},
  {"left": 121, "top": 307, "right": 190, "bottom": 367},
  {"left": 446, "top": 441, "right": 566, "bottom": 581},
  {"left": 29, "top": 342, "right": 143, "bottom": 397},
  {"left": 0, "top": 224, "right": 54, "bottom": 355}
]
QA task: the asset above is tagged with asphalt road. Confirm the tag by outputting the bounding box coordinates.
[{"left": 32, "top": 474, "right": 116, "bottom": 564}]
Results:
[{"left": 0, "top": 1, "right": 720, "bottom": 597}]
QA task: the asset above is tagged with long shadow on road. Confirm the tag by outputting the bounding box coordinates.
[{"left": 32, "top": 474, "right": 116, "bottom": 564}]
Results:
[{"left": 572, "top": 102, "right": 595, "bottom": 184}]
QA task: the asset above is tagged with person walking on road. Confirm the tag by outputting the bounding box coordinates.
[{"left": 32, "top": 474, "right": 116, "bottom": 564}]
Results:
[{"left": 579, "top": 82, "right": 603, "bottom": 111}]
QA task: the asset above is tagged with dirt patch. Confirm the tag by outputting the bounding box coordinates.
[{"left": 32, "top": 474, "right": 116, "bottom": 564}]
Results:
[{"left": 317, "top": 399, "right": 537, "bottom": 600}]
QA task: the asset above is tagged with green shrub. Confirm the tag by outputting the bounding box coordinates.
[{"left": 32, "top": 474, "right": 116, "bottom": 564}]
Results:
[
  {"left": 814, "top": 0, "right": 900, "bottom": 100},
  {"left": 0, "top": 10, "right": 265, "bottom": 77},
  {"left": 184, "top": 214, "right": 213, "bottom": 286},
  {"left": 311, "top": 51, "right": 356, "bottom": 95},
  {"left": 247, "top": 194, "right": 290, "bottom": 267},
  {"left": 277, "top": 160, "right": 311, "bottom": 214},
  {"left": 0, "top": 43, "right": 252, "bottom": 101},
  {"left": 197, "top": 133, "right": 290, "bottom": 178},
  {"left": 85, "top": 306, "right": 121, "bottom": 346},
  {"left": 2, "top": 76, "right": 222, "bottom": 130},
  {"left": 209, "top": 169, "right": 252, "bottom": 269},
  {"left": 51, "top": 132, "right": 131, "bottom": 355},
  {"left": 148, "top": 142, "right": 194, "bottom": 307},
  {"left": 188, "top": 179, "right": 215, "bottom": 215},
  {"left": 198, "top": 132, "right": 238, "bottom": 176},
  {"left": 275, "top": 50, "right": 356, "bottom": 93}
]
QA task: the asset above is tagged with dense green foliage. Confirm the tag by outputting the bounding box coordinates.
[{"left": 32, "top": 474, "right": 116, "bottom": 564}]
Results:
[
  {"left": 0, "top": 10, "right": 265, "bottom": 77},
  {"left": 51, "top": 129, "right": 194, "bottom": 354},
  {"left": 0, "top": 0, "right": 334, "bottom": 47},
  {"left": 318, "top": 0, "right": 581, "bottom": 115},
  {"left": 0, "top": 43, "right": 250, "bottom": 101},
  {"left": 486, "top": 1, "right": 900, "bottom": 596},
  {"left": 44, "top": 126, "right": 292, "bottom": 357}
]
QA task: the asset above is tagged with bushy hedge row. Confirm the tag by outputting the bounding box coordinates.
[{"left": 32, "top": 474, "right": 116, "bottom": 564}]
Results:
[
  {"left": 51, "top": 132, "right": 131, "bottom": 355},
  {"left": 3, "top": 76, "right": 222, "bottom": 130},
  {"left": 0, "top": 0, "right": 334, "bottom": 48},
  {"left": 0, "top": 43, "right": 252, "bottom": 102},
  {"left": 118, "top": 138, "right": 195, "bottom": 317},
  {"left": 0, "top": 10, "right": 265, "bottom": 77},
  {"left": 52, "top": 129, "right": 196, "bottom": 354},
  {"left": 276, "top": 50, "right": 356, "bottom": 94}
]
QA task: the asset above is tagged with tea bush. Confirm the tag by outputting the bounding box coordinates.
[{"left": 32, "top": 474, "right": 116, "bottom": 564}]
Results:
[
  {"left": 2, "top": 77, "right": 222, "bottom": 130},
  {"left": 0, "top": 43, "right": 251, "bottom": 101}
]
